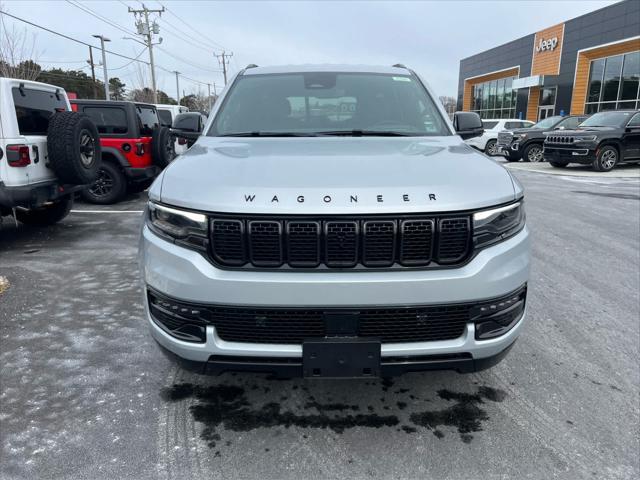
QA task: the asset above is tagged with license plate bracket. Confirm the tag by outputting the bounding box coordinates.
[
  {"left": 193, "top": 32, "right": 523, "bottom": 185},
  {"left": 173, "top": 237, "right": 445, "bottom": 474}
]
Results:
[{"left": 302, "top": 338, "right": 381, "bottom": 378}]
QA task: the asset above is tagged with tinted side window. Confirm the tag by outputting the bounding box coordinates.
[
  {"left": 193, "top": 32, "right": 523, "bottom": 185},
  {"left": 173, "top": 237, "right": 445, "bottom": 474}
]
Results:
[
  {"left": 83, "top": 107, "right": 128, "bottom": 135},
  {"left": 482, "top": 121, "right": 499, "bottom": 129},
  {"left": 157, "top": 109, "right": 172, "bottom": 127},
  {"left": 558, "top": 117, "right": 580, "bottom": 129},
  {"left": 137, "top": 106, "right": 159, "bottom": 136},
  {"left": 628, "top": 113, "right": 640, "bottom": 127},
  {"left": 12, "top": 87, "right": 68, "bottom": 135},
  {"left": 505, "top": 122, "right": 520, "bottom": 129}
]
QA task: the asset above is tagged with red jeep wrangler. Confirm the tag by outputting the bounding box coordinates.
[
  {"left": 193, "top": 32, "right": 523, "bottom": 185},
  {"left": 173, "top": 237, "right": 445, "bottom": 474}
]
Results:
[{"left": 70, "top": 100, "right": 173, "bottom": 204}]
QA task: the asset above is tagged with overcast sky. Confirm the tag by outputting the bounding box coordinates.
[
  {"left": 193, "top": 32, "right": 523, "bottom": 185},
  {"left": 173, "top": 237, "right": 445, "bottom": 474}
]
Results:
[{"left": 1, "top": 0, "right": 618, "bottom": 99}]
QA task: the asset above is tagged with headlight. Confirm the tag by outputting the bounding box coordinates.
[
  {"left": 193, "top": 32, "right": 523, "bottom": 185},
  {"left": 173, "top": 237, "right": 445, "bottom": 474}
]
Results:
[
  {"left": 147, "top": 201, "right": 208, "bottom": 251},
  {"left": 473, "top": 201, "right": 525, "bottom": 248},
  {"left": 515, "top": 133, "right": 527, "bottom": 140},
  {"left": 573, "top": 135, "right": 597, "bottom": 142}
]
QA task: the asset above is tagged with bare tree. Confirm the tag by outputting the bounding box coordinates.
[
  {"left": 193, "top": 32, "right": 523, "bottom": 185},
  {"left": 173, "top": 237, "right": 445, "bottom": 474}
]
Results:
[
  {"left": 0, "top": 3, "right": 41, "bottom": 79},
  {"left": 439, "top": 95, "right": 457, "bottom": 119}
]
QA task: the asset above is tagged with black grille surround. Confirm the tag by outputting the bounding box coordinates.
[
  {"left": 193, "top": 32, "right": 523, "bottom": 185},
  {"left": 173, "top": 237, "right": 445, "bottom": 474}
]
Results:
[
  {"left": 210, "top": 213, "right": 472, "bottom": 270},
  {"left": 148, "top": 286, "right": 527, "bottom": 345}
]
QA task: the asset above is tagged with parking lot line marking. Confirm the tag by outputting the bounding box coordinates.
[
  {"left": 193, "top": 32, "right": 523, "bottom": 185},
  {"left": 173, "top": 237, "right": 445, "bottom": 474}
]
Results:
[{"left": 70, "top": 210, "right": 144, "bottom": 213}]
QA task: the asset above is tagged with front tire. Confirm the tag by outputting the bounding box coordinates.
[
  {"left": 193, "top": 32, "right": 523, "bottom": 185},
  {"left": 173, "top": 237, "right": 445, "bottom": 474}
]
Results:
[
  {"left": 549, "top": 161, "right": 568, "bottom": 168},
  {"left": 592, "top": 146, "right": 618, "bottom": 172},
  {"left": 523, "top": 143, "right": 543, "bottom": 163},
  {"left": 485, "top": 140, "right": 498, "bottom": 156},
  {"left": 81, "top": 162, "right": 127, "bottom": 204},
  {"left": 16, "top": 196, "right": 72, "bottom": 226}
]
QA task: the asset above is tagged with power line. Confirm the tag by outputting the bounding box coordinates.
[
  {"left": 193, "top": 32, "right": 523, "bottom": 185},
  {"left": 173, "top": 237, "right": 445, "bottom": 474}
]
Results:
[
  {"left": 110, "top": 47, "right": 147, "bottom": 71},
  {"left": 65, "top": 0, "right": 144, "bottom": 45},
  {"left": 155, "top": 45, "right": 222, "bottom": 73},
  {"left": 0, "top": 9, "right": 150, "bottom": 65},
  {"left": 157, "top": 1, "right": 227, "bottom": 51}
]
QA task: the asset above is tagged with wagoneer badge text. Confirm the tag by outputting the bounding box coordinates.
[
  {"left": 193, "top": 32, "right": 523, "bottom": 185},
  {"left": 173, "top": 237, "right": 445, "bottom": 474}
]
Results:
[{"left": 244, "top": 193, "right": 437, "bottom": 203}]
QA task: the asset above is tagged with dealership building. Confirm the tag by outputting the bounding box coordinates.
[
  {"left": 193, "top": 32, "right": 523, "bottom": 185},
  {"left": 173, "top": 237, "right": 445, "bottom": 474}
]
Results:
[{"left": 456, "top": 0, "right": 639, "bottom": 122}]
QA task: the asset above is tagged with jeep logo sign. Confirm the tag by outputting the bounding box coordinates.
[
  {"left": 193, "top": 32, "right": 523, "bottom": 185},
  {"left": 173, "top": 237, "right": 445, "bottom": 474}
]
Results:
[{"left": 536, "top": 37, "right": 558, "bottom": 52}]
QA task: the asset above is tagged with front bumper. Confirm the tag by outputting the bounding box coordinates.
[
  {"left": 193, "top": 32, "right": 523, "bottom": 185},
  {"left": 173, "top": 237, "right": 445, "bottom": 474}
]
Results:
[
  {"left": 140, "top": 224, "right": 530, "bottom": 374},
  {"left": 543, "top": 146, "right": 596, "bottom": 164}
]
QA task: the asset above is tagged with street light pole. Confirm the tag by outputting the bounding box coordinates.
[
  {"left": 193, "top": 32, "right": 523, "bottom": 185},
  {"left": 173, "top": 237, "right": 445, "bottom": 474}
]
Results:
[
  {"left": 93, "top": 35, "right": 111, "bottom": 100},
  {"left": 174, "top": 71, "right": 180, "bottom": 106}
]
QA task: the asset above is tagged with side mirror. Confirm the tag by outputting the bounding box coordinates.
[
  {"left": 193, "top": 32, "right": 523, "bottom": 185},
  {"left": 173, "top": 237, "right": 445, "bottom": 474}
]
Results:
[
  {"left": 453, "top": 111, "right": 484, "bottom": 140},
  {"left": 170, "top": 113, "right": 203, "bottom": 145}
]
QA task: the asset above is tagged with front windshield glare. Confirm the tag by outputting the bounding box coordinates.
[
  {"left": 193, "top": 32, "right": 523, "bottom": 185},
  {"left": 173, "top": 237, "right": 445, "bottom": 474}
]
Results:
[
  {"left": 209, "top": 72, "right": 449, "bottom": 136},
  {"left": 533, "top": 116, "right": 561, "bottom": 129},
  {"left": 579, "top": 111, "right": 634, "bottom": 128}
]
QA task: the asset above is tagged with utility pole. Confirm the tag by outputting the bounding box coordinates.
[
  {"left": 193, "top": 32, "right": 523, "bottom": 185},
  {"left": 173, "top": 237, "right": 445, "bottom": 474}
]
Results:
[
  {"left": 174, "top": 71, "right": 180, "bottom": 106},
  {"left": 128, "top": 3, "right": 164, "bottom": 103},
  {"left": 87, "top": 46, "right": 97, "bottom": 99},
  {"left": 215, "top": 51, "right": 233, "bottom": 85},
  {"left": 207, "top": 83, "right": 211, "bottom": 111},
  {"left": 92, "top": 35, "right": 110, "bottom": 100}
]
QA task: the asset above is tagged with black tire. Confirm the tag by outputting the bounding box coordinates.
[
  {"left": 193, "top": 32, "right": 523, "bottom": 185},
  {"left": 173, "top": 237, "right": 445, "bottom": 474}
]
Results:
[
  {"left": 485, "top": 140, "right": 498, "bottom": 156},
  {"left": 151, "top": 126, "right": 174, "bottom": 168},
  {"left": 592, "top": 145, "right": 618, "bottom": 172},
  {"left": 504, "top": 151, "right": 521, "bottom": 162},
  {"left": 523, "top": 143, "right": 544, "bottom": 163},
  {"left": 81, "top": 162, "right": 126, "bottom": 204},
  {"left": 549, "top": 161, "right": 568, "bottom": 168},
  {"left": 16, "top": 196, "right": 72, "bottom": 226},
  {"left": 47, "top": 112, "right": 102, "bottom": 184}
]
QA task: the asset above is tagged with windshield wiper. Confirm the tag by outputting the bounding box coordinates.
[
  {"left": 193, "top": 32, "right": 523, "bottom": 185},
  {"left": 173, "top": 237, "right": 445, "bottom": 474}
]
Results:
[
  {"left": 316, "top": 130, "right": 419, "bottom": 137},
  {"left": 220, "top": 131, "right": 319, "bottom": 137}
]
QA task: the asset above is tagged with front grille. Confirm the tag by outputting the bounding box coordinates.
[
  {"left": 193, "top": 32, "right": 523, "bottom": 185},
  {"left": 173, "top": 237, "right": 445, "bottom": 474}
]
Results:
[
  {"left": 545, "top": 135, "right": 574, "bottom": 144},
  {"left": 497, "top": 131, "right": 513, "bottom": 146},
  {"left": 210, "top": 215, "right": 472, "bottom": 269}
]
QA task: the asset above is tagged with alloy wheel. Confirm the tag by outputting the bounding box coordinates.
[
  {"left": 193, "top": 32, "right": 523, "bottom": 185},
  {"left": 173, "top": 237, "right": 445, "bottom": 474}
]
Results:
[
  {"left": 528, "top": 146, "right": 543, "bottom": 162},
  {"left": 88, "top": 168, "right": 114, "bottom": 197},
  {"left": 601, "top": 149, "right": 617, "bottom": 170},
  {"left": 79, "top": 130, "right": 95, "bottom": 168}
]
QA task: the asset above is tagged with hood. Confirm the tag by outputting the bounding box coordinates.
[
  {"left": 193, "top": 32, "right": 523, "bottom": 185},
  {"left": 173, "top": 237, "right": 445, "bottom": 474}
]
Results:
[
  {"left": 546, "top": 126, "right": 616, "bottom": 135},
  {"left": 159, "top": 136, "right": 517, "bottom": 214},
  {"left": 510, "top": 126, "right": 544, "bottom": 135}
]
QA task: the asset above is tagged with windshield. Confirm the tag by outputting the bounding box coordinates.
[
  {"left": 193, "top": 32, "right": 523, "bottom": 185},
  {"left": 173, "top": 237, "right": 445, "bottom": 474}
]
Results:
[
  {"left": 579, "top": 111, "right": 635, "bottom": 128},
  {"left": 209, "top": 72, "right": 450, "bottom": 136},
  {"left": 532, "top": 116, "right": 562, "bottom": 129}
]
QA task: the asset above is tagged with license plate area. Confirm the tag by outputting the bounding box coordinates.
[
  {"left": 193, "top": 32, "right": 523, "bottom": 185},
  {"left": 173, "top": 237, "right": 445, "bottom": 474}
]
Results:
[{"left": 302, "top": 338, "right": 381, "bottom": 378}]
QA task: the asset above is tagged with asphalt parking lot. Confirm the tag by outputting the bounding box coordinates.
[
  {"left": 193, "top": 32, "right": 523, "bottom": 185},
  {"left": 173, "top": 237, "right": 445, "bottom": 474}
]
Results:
[{"left": 1, "top": 167, "right": 639, "bottom": 480}]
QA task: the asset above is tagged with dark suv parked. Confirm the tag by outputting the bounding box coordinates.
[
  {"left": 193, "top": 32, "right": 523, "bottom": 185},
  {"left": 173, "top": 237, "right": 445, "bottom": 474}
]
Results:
[
  {"left": 544, "top": 110, "right": 640, "bottom": 171},
  {"left": 498, "top": 115, "right": 589, "bottom": 163},
  {"left": 71, "top": 100, "right": 173, "bottom": 204}
]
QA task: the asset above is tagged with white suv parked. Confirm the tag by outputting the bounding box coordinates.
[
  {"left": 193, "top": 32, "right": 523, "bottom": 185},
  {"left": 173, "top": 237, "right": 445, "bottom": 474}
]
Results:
[
  {"left": 0, "top": 78, "right": 101, "bottom": 225},
  {"left": 465, "top": 119, "right": 534, "bottom": 156}
]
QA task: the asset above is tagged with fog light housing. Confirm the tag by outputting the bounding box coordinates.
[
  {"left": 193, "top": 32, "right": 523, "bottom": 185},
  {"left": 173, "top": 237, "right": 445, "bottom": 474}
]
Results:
[
  {"left": 472, "top": 286, "right": 526, "bottom": 340},
  {"left": 148, "top": 291, "right": 208, "bottom": 343}
]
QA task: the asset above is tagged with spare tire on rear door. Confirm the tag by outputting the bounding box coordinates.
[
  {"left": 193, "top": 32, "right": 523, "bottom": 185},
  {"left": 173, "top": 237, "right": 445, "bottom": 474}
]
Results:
[
  {"left": 151, "top": 126, "right": 174, "bottom": 168},
  {"left": 47, "top": 111, "right": 102, "bottom": 185}
]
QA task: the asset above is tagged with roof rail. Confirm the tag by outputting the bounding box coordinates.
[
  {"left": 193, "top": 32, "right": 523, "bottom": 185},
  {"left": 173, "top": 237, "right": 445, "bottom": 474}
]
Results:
[{"left": 392, "top": 63, "right": 407, "bottom": 69}]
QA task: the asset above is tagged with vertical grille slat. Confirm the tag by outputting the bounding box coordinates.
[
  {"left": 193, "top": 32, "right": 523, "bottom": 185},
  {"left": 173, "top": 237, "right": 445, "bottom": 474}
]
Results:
[
  {"left": 287, "top": 221, "right": 321, "bottom": 267},
  {"left": 437, "top": 217, "right": 471, "bottom": 264},
  {"left": 362, "top": 221, "right": 396, "bottom": 267},
  {"left": 211, "top": 219, "right": 246, "bottom": 266},
  {"left": 210, "top": 214, "right": 472, "bottom": 269},
  {"left": 399, "top": 219, "right": 434, "bottom": 266},
  {"left": 325, "top": 221, "right": 359, "bottom": 267},
  {"left": 248, "top": 221, "right": 283, "bottom": 267}
]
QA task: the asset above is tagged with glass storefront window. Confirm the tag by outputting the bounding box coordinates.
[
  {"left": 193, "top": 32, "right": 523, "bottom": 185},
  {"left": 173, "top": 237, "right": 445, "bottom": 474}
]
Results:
[
  {"left": 496, "top": 78, "right": 504, "bottom": 109},
  {"left": 619, "top": 51, "right": 639, "bottom": 101},
  {"left": 602, "top": 55, "right": 623, "bottom": 102},
  {"left": 585, "top": 51, "right": 640, "bottom": 113},
  {"left": 471, "top": 76, "right": 517, "bottom": 119}
]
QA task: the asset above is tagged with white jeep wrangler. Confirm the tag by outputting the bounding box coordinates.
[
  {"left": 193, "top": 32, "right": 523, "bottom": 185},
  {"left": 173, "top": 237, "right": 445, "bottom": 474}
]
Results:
[{"left": 0, "top": 78, "right": 102, "bottom": 226}]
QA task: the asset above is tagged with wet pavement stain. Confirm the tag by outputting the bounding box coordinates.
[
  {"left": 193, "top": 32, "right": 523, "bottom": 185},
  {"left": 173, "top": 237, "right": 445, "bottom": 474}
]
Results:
[
  {"left": 161, "top": 382, "right": 507, "bottom": 448},
  {"left": 409, "top": 387, "right": 506, "bottom": 443}
]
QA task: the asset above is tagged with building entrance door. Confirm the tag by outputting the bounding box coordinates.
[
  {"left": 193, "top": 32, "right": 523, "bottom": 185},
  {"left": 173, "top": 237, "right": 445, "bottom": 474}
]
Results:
[{"left": 538, "top": 105, "right": 554, "bottom": 121}]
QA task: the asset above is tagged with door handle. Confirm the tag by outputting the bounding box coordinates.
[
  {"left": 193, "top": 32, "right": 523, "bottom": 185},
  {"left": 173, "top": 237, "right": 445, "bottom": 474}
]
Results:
[{"left": 32, "top": 145, "right": 39, "bottom": 163}]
